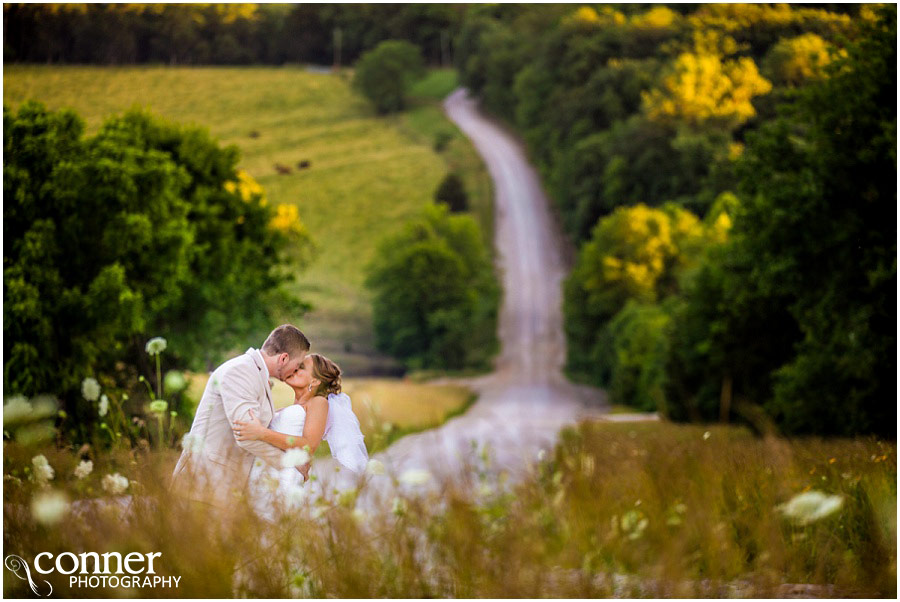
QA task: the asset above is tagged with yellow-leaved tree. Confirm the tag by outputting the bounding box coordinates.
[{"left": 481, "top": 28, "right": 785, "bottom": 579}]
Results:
[
  {"left": 642, "top": 51, "right": 772, "bottom": 130},
  {"left": 762, "top": 33, "right": 842, "bottom": 87}
]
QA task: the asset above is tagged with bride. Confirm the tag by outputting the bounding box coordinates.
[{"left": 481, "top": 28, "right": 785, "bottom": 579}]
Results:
[{"left": 232, "top": 353, "right": 368, "bottom": 520}]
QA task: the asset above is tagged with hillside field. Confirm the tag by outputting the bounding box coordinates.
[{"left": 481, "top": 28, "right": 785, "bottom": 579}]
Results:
[{"left": 4, "top": 65, "right": 491, "bottom": 376}]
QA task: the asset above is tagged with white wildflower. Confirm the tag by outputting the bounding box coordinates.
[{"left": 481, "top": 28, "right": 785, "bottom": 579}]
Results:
[
  {"left": 703, "top": 431, "right": 711, "bottom": 440},
  {"left": 181, "top": 432, "right": 205, "bottom": 453},
  {"left": 536, "top": 449, "right": 547, "bottom": 462},
  {"left": 148, "top": 400, "right": 168, "bottom": 415},
  {"left": 282, "top": 448, "right": 311, "bottom": 468},
  {"left": 3, "top": 395, "right": 33, "bottom": 424},
  {"left": 73, "top": 460, "right": 93, "bottom": 480},
  {"left": 620, "top": 509, "right": 649, "bottom": 540},
  {"left": 145, "top": 337, "right": 167, "bottom": 356},
  {"left": 31, "top": 490, "right": 70, "bottom": 526},
  {"left": 82, "top": 377, "right": 101, "bottom": 402},
  {"left": 778, "top": 491, "right": 844, "bottom": 525},
  {"left": 98, "top": 394, "right": 109, "bottom": 417},
  {"left": 284, "top": 484, "right": 307, "bottom": 509},
  {"left": 102, "top": 473, "right": 129, "bottom": 495},
  {"left": 352, "top": 508, "right": 367, "bottom": 523},
  {"left": 164, "top": 370, "right": 187, "bottom": 393},
  {"left": 399, "top": 468, "right": 431, "bottom": 486},
  {"left": 391, "top": 497, "right": 408, "bottom": 516},
  {"left": 365, "top": 459, "right": 385, "bottom": 475},
  {"left": 32, "top": 455, "right": 54, "bottom": 484}
]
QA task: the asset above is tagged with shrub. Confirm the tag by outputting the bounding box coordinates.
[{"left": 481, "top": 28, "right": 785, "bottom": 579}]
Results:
[
  {"left": 352, "top": 40, "right": 425, "bottom": 114},
  {"left": 434, "top": 172, "right": 468, "bottom": 212},
  {"left": 603, "top": 301, "right": 671, "bottom": 412},
  {"left": 365, "top": 204, "right": 499, "bottom": 370}
]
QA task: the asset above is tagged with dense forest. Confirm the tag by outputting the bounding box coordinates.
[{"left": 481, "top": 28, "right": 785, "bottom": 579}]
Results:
[
  {"left": 3, "top": 3, "right": 463, "bottom": 66},
  {"left": 453, "top": 3, "right": 895, "bottom": 437}
]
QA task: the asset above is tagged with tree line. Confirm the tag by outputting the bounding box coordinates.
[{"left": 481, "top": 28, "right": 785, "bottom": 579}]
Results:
[
  {"left": 3, "top": 3, "right": 463, "bottom": 66},
  {"left": 454, "top": 4, "right": 895, "bottom": 437}
]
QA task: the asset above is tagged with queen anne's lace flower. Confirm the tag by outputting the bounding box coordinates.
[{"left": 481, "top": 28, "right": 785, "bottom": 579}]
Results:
[
  {"left": 391, "top": 497, "right": 408, "bottom": 516},
  {"left": 181, "top": 433, "right": 205, "bottom": 453},
  {"left": 82, "top": 378, "right": 101, "bottom": 402},
  {"left": 399, "top": 468, "right": 431, "bottom": 486},
  {"left": 74, "top": 460, "right": 93, "bottom": 480},
  {"left": 102, "top": 473, "right": 129, "bottom": 495},
  {"left": 32, "top": 455, "right": 54, "bottom": 484},
  {"left": 4, "top": 396, "right": 33, "bottom": 424},
  {"left": 365, "top": 459, "right": 385, "bottom": 475},
  {"left": 284, "top": 484, "right": 307, "bottom": 509},
  {"left": 98, "top": 395, "right": 109, "bottom": 418},
  {"left": 149, "top": 400, "right": 168, "bottom": 415},
  {"left": 778, "top": 491, "right": 843, "bottom": 525},
  {"left": 282, "top": 448, "right": 311, "bottom": 468},
  {"left": 164, "top": 371, "right": 187, "bottom": 393},
  {"left": 31, "top": 490, "right": 69, "bottom": 526}
]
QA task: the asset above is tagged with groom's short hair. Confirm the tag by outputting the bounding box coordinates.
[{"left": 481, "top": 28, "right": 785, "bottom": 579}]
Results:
[{"left": 262, "top": 324, "right": 310, "bottom": 358}]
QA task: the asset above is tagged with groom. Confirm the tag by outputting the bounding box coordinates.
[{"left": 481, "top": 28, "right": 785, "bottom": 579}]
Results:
[{"left": 171, "top": 324, "right": 310, "bottom": 508}]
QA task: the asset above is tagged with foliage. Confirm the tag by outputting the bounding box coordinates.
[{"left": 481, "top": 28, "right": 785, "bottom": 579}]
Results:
[
  {"left": 366, "top": 203, "right": 499, "bottom": 371},
  {"left": 664, "top": 5, "right": 896, "bottom": 436},
  {"left": 641, "top": 51, "right": 772, "bottom": 130},
  {"left": 2, "top": 4, "right": 466, "bottom": 66},
  {"left": 604, "top": 301, "right": 672, "bottom": 412},
  {"left": 762, "top": 33, "right": 842, "bottom": 87},
  {"left": 563, "top": 203, "right": 711, "bottom": 385},
  {"left": 434, "top": 172, "right": 468, "bottom": 212},
  {"left": 353, "top": 40, "right": 425, "bottom": 114},
  {"left": 3, "top": 65, "right": 487, "bottom": 377},
  {"left": 3, "top": 102, "right": 305, "bottom": 432}
]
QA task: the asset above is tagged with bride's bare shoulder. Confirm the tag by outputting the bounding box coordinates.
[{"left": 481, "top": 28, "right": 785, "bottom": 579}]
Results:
[{"left": 308, "top": 396, "right": 328, "bottom": 410}]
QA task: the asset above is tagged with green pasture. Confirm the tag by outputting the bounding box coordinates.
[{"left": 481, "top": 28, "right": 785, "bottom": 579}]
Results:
[{"left": 3, "top": 65, "right": 491, "bottom": 375}]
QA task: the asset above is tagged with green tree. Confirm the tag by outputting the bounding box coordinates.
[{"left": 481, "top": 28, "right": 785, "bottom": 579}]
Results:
[
  {"left": 665, "top": 6, "right": 896, "bottom": 436},
  {"left": 352, "top": 39, "right": 425, "bottom": 113},
  {"left": 762, "top": 33, "right": 841, "bottom": 87},
  {"left": 3, "top": 102, "right": 306, "bottom": 429},
  {"left": 365, "top": 204, "right": 499, "bottom": 370},
  {"left": 605, "top": 301, "right": 672, "bottom": 412},
  {"left": 434, "top": 172, "right": 468, "bottom": 212},
  {"left": 564, "top": 203, "right": 710, "bottom": 383}
]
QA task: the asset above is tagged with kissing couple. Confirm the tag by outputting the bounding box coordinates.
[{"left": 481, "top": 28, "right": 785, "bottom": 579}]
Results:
[{"left": 170, "top": 325, "right": 368, "bottom": 518}]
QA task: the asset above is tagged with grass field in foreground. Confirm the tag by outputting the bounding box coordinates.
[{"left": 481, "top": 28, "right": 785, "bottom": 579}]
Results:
[
  {"left": 3, "top": 66, "right": 491, "bottom": 376},
  {"left": 4, "top": 419, "right": 893, "bottom": 597}
]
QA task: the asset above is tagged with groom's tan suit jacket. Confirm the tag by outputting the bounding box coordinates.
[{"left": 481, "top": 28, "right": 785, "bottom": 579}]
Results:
[{"left": 171, "top": 348, "right": 284, "bottom": 507}]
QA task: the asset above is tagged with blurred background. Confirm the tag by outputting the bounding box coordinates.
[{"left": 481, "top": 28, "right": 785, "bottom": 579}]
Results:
[{"left": 3, "top": 3, "right": 896, "bottom": 598}]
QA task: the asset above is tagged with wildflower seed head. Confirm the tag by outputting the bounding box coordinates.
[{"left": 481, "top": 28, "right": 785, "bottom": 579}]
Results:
[
  {"left": 145, "top": 337, "right": 168, "bottom": 356},
  {"left": 82, "top": 378, "right": 101, "bottom": 402}
]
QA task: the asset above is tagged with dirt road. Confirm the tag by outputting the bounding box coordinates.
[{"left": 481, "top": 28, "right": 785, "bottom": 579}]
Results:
[{"left": 323, "top": 88, "right": 612, "bottom": 497}]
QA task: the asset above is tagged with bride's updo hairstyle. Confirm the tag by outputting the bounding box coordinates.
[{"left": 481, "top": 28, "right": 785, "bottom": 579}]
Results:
[{"left": 308, "top": 353, "right": 342, "bottom": 397}]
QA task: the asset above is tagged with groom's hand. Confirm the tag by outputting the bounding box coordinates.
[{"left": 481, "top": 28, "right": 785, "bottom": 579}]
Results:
[{"left": 297, "top": 462, "right": 311, "bottom": 482}]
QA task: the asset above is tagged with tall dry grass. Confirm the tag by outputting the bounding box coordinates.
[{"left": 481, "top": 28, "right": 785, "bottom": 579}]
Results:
[{"left": 4, "top": 417, "right": 894, "bottom": 598}]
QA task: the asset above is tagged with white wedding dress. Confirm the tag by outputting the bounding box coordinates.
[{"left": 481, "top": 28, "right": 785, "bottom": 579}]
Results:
[
  {"left": 247, "top": 404, "right": 308, "bottom": 522},
  {"left": 247, "top": 393, "right": 369, "bottom": 522}
]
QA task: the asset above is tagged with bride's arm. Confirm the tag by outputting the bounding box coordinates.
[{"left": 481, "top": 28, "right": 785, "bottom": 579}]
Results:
[{"left": 233, "top": 397, "right": 328, "bottom": 453}]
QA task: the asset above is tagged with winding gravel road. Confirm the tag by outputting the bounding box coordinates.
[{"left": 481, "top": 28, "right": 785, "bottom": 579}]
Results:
[{"left": 330, "top": 89, "right": 612, "bottom": 497}]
